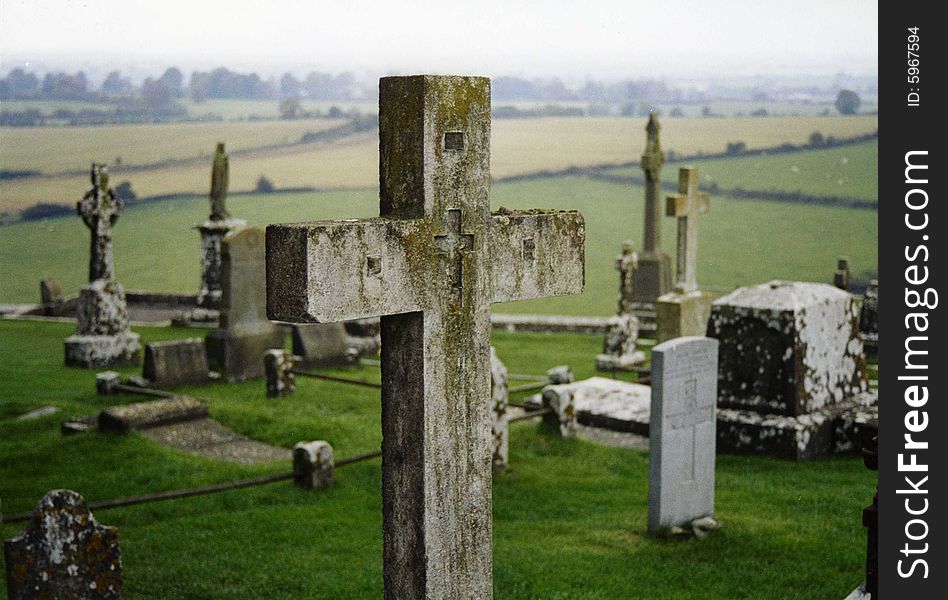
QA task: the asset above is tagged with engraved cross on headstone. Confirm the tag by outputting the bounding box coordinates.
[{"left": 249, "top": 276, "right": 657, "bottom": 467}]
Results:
[
  {"left": 209, "top": 142, "right": 230, "bottom": 220},
  {"left": 266, "top": 75, "right": 585, "bottom": 599},
  {"left": 666, "top": 167, "right": 710, "bottom": 293},
  {"left": 77, "top": 164, "right": 122, "bottom": 282}
]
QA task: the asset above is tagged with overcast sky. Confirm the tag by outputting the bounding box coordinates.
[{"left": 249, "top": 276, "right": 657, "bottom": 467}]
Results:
[{"left": 0, "top": 0, "right": 877, "bottom": 80}]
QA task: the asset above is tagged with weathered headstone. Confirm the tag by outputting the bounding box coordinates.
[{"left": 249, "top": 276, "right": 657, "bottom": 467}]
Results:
[
  {"left": 656, "top": 168, "right": 712, "bottom": 343},
  {"left": 632, "top": 113, "right": 673, "bottom": 302},
  {"left": 859, "top": 279, "right": 878, "bottom": 357},
  {"left": 709, "top": 280, "right": 876, "bottom": 459},
  {"left": 264, "top": 349, "right": 296, "bottom": 397},
  {"left": 291, "top": 323, "right": 357, "bottom": 368},
  {"left": 64, "top": 165, "right": 141, "bottom": 367},
  {"left": 142, "top": 338, "right": 212, "bottom": 388},
  {"left": 205, "top": 227, "right": 284, "bottom": 382},
  {"left": 834, "top": 256, "right": 852, "bottom": 291},
  {"left": 4, "top": 490, "right": 122, "bottom": 599},
  {"left": 490, "top": 347, "right": 509, "bottom": 469},
  {"left": 598, "top": 241, "right": 645, "bottom": 370},
  {"left": 265, "top": 75, "right": 585, "bottom": 599},
  {"left": 40, "top": 278, "right": 63, "bottom": 305},
  {"left": 193, "top": 143, "right": 247, "bottom": 316},
  {"left": 648, "top": 336, "right": 718, "bottom": 533},
  {"left": 293, "top": 441, "right": 335, "bottom": 489}
]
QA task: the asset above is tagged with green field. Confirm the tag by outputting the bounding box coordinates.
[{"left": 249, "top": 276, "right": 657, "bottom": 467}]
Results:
[
  {"left": 605, "top": 140, "right": 878, "bottom": 202},
  {"left": 0, "top": 176, "right": 877, "bottom": 310},
  {"left": 0, "top": 115, "right": 878, "bottom": 216},
  {"left": 0, "top": 320, "right": 874, "bottom": 599}
]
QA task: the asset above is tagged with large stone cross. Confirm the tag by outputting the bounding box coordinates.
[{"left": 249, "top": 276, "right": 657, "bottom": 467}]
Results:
[
  {"left": 209, "top": 142, "right": 230, "bottom": 220},
  {"left": 666, "top": 167, "right": 710, "bottom": 293},
  {"left": 77, "top": 164, "right": 122, "bottom": 282},
  {"left": 641, "top": 112, "right": 665, "bottom": 254},
  {"left": 266, "top": 75, "right": 585, "bottom": 599}
]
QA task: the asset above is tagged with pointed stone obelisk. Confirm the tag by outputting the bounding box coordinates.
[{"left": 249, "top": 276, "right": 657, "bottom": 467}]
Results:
[
  {"left": 632, "top": 113, "right": 673, "bottom": 303},
  {"left": 191, "top": 143, "right": 246, "bottom": 321},
  {"left": 64, "top": 165, "right": 141, "bottom": 367}
]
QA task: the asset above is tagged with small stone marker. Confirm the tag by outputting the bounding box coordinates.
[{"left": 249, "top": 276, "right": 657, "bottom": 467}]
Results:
[
  {"left": 709, "top": 280, "right": 874, "bottom": 459},
  {"left": 648, "top": 336, "right": 718, "bottom": 534},
  {"left": 205, "top": 227, "right": 284, "bottom": 381},
  {"left": 293, "top": 441, "right": 334, "bottom": 489},
  {"left": 142, "top": 338, "right": 211, "bottom": 388},
  {"left": 64, "top": 165, "right": 141, "bottom": 367},
  {"left": 834, "top": 256, "right": 852, "bottom": 291},
  {"left": 264, "top": 349, "right": 296, "bottom": 397},
  {"left": 4, "top": 490, "right": 122, "bottom": 599},
  {"left": 490, "top": 347, "right": 509, "bottom": 469},
  {"left": 291, "top": 323, "right": 356, "bottom": 368},
  {"left": 266, "top": 75, "right": 585, "bottom": 599},
  {"left": 656, "top": 168, "right": 712, "bottom": 342},
  {"left": 632, "top": 113, "right": 673, "bottom": 302},
  {"left": 98, "top": 396, "right": 208, "bottom": 433},
  {"left": 193, "top": 143, "right": 247, "bottom": 316},
  {"left": 598, "top": 242, "right": 646, "bottom": 371}
]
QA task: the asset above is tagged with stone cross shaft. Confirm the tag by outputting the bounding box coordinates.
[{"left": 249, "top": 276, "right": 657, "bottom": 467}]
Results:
[
  {"left": 641, "top": 113, "right": 665, "bottom": 253},
  {"left": 615, "top": 241, "right": 638, "bottom": 315},
  {"left": 666, "top": 168, "right": 710, "bottom": 293},
  {"left": 266, "top": 75, "right": 585, "bottom": 599},
  {"left": 209, "top": 142, "right": 230, "bottom": 220},
  {"left": 77, "top": 164, "right": 122, "bottom": 282}
]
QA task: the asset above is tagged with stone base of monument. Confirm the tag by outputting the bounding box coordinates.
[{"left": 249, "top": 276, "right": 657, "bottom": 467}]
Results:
[
  {"left": 205, "top": 326, "right": 285, "bottom": 382},
  {"left": 596, "top": 313, "right": 647, "bottom": 371},
  {"left": 595, "top": 351, "right": 647, "bottom": 371},
  {"left": 717, "top": 391, "right": 878, "bottom": 460},
  {"left": 655, "top": 289, "right": 712, "bottom": 343},
  {"left": 631, "top": 251, "right": 672, "bottom": 304},
  {"left": 64, "top": 332, "right": 141, "bottom": 368}
]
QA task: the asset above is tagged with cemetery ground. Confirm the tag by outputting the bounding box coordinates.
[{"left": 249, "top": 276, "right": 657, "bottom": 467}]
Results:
[
  {"left": 1, "top": 175, "right": 877, "bottom": 312},
  {"left": 0, "top": 115, "right": 877, "bottom": 217},
  {"left": 1, "top": 319, "right": 874, "bottom": 599}
]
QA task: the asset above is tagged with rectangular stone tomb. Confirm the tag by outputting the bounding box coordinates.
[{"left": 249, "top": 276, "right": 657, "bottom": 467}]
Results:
[
  {"left": 538, "top": 377, "right": 652, "bottom": 436},
  {"left": 648, "top": 336, "right": 718, "bottom": 533},
  {"left": 142, "top": 338, "right": 212, "bottom": 388},
  {"left": 98, "top": 396, "right": 208, "bottom": 433}
]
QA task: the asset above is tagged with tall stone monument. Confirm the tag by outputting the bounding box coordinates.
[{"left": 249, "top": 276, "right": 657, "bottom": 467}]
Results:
[
  {"left": 192, "top": 143, "right": 246, "bottom": 321},
  {"left": 656, "top": 167, "right": 712, "bottom": 343},
  {"left": 266, "top": 75, "right": 585, "bottom": 599},
  {"left": 632, "top": 113, "right": 672, "bottom": 303},
  {"left": 648, "top": 337, "right": 718, "bottom": 534},
  {"left": 64, "top": 165, "right": 141, "bottom": 367},
  {"left": 597, "top": 241, "right": 645, "bottom": 370},
  {"left": 205, "top": 227, "right": 284, "bottom": 381}
]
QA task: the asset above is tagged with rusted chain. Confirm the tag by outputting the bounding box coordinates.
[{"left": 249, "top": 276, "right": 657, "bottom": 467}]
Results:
[
  {"left": 113, "top": 384, "right": 176, "bottom": 398},
  {"left": 508, "top": 381, "right": 548, "bottom": 393},
  {"left": 335, "top": 449, "right": 383, "bottom": 467},
  {"left": 290, "top": 370, "right": 382, "bottom": 389}
]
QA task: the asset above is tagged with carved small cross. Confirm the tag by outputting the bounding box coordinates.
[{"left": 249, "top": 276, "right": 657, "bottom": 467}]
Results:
[
  {"left": 666, "top": 168, "right": 710, "bottom": 293},
  {"left": 433, "top": 208, "right": 475, "bottom": 307}
]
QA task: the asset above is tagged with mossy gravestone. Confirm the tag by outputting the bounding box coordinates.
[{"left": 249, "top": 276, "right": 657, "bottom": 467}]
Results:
[
  {"left": 4, "top": 490, "right": 122, "bottom": 599},
  {"left": 205, "top": 227, "right": 284, "bottom": 382},
  {"left": 64, "top": 165, "right": 141, "bottom": 368},
  {"left": 266, "top": 75, "right": 585, "bottom": 599}
]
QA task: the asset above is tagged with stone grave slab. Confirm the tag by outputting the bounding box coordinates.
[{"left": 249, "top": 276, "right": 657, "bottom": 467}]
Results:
[
  {"left": 540, "top": 377, "right": 652, "bottom": 436},
  {"left": 98, "top": 396, "right": 208, "bottom": 433}
]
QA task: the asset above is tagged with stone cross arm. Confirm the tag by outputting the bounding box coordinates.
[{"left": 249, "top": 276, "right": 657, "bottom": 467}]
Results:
[
  {"left": 666, "top": 190, "right": 709, "bottom": 217},
  {"left": 266, "top": 210, "right": 585, "bottom": 323}
]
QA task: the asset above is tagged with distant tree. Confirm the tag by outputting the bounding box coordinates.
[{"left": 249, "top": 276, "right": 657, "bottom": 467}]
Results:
[
  {"left": 142, "top": 77, "right": 178, "bottom": 110},
  {"left": 158, "top": 67, "right": 185, "bottom": 97},
  {"left": 670, "top": 107, "right": 684, "bottom": 117},
  {"left": 114, "top": 181, "right": 136, "bottom": 202},
  {"left": 101, "top": 71, "right": 132, "bottom": 96},
  {"left": 255, "top": 175, "right": 275, "bottom": 193},
  {"left": 327, "top": 105, "right": 344, "bottom": 118},
  {"left": 834, "top": 89, "right": 861, "bottom": 115},
  {"left": 279, "top": 96, "right": 302, "bottom": 119},
  {"left": 40, "top": 71, "right": 89, "bottom": 100},
  {"left": 701, "top": 106, "right": 713, "bottom": 117},
  {"left": 750, "top": 108, "right": 768, "bottom": 117},
  {"left": 808, "top": 131, "right": 825, "bottom": 146},
  {"left": 280, "top": 73, "right": 302, "bottom": 97},
  {"left": 1, "top": 68, "right": 40, "bottom": 99},
  {"left": 726, "top": 141, "right": 747, "bottom": 155}
]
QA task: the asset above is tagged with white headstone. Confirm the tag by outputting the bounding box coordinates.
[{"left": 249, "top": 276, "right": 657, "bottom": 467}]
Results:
[{"left": 648, "top": 336, "right": 718, "bottom": 533}]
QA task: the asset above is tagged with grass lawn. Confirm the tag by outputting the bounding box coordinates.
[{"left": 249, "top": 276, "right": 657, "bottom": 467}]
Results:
[
  {"left": 0, "top": 320, "right": 872, "bottom": 599},
  {"left": 0, "top": 176, "right": 878, "bottom": 312}
]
